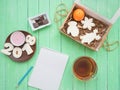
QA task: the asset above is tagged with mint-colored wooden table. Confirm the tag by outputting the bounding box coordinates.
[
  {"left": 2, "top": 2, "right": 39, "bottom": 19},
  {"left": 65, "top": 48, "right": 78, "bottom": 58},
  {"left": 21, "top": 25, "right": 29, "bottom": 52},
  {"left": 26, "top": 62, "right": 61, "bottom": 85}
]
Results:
[{"left": 0, "top": 0, "right": 120, "bottom": 90}]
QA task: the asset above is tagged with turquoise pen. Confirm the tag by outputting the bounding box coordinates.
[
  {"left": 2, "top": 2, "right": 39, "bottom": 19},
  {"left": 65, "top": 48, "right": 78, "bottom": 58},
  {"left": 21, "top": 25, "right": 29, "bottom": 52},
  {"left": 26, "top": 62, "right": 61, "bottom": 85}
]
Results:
[{"left": 16, "top": 66, "right": 33, "bottom": 88}]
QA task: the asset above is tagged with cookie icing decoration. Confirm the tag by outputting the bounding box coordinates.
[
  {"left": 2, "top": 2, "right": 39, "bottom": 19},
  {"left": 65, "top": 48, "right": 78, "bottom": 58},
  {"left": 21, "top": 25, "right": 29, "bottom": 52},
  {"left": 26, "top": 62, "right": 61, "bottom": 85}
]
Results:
[
  {"left": 12, "top": 47, "right": 22, "bottom": 58},
  {"left": 26, "top": 35, "right": 36, "bottom": 45},
  {"left": 22, "top": 43, "right": 33, "bottom": 55},
  {"left": 81, "top": 17, "right": 95, "bottom": 30},
  {"left": 67, "top": 21, "right": 79, "bottom": 37},
  {"left": 1, "top": 43, "right": 14, "bottom": 55},
  {"left": 73, "top": 9, "right": 85, "bottom": 21},
  {"left": 80, "top": 29, "right": 101, "bottom": 44},
  {"left": 10, "top": 31, "right": 25, "bottom": 46}
]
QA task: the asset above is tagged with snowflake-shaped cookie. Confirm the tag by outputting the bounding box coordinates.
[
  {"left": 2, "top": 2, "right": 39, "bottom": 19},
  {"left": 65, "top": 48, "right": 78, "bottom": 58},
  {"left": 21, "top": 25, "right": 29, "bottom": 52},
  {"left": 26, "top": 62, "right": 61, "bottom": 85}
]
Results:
[{"left": 81, "top": 17, "right": 95, "bottom": 30}]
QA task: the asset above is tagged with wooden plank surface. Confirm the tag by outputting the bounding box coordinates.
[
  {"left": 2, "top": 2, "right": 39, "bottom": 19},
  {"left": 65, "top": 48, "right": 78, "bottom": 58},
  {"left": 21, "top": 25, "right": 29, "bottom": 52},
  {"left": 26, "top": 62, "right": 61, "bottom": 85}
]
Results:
[{"left": 0, "top": 0, "right": 120, "bottom": 90}]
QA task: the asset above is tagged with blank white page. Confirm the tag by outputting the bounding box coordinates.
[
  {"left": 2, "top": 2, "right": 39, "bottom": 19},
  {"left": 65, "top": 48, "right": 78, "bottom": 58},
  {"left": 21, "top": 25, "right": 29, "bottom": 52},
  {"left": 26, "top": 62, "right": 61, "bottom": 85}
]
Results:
[{"left": 28, "top": 48, "right": 69, "bottom": 90}]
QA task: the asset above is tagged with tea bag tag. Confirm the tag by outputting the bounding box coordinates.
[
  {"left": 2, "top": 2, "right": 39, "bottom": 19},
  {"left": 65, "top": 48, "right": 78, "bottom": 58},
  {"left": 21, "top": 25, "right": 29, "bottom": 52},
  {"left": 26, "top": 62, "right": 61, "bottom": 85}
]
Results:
[
  {"left": 74, "top": 0, "right": 81, "bottom": 5},
  {"left": 110, "top": 8, "right": 120, "bottom": 24}
]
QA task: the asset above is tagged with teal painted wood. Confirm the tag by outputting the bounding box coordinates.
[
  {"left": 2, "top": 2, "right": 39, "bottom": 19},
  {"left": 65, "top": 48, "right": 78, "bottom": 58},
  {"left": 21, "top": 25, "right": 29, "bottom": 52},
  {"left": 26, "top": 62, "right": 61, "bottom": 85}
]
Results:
[
  {"left": 107, "top": 0, "right": 119, "bottom": 90},
  {"left": 49, "top": 0, "right": 61, "bottom": 51},
  {"left": 0, "top": 0, "right": 7, "bottom": 90},
  {"left": 5, "top": 0, "right": 20, "bottom": 90},
  {"left": 0, "top": 0, "right": 120, "bottom": 90}
]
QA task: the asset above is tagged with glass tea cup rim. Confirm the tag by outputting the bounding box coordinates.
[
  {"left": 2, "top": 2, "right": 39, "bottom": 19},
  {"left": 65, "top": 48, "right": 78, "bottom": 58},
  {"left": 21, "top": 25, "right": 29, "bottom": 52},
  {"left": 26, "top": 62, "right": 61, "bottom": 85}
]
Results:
[{"left": 72, "top": 56, "right": 98, "bottom": 81}]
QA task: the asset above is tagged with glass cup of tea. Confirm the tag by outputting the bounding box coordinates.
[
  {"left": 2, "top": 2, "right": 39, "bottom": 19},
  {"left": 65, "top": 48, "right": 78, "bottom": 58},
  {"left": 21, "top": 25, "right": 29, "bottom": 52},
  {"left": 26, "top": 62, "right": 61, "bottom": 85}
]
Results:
[{"left": 73, "top": 56, "right": 97, "bottom": 81}]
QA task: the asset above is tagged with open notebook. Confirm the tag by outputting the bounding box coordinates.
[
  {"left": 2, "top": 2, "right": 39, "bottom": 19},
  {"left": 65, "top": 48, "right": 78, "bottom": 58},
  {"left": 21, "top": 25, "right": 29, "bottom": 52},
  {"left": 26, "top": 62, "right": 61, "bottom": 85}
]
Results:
[{"left": 28, "top": 48, "right": 69, "bottom": 90}]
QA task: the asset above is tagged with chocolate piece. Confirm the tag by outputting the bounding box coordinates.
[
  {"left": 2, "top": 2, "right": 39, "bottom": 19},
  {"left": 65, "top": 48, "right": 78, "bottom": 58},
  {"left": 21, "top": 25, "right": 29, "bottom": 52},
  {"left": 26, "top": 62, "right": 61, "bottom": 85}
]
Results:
[
  {"left": 33, "top": 23, "right": 39, "bottom": 28},
  {"left": 43, "top": 19, "right": 49, "bottom": 24}
]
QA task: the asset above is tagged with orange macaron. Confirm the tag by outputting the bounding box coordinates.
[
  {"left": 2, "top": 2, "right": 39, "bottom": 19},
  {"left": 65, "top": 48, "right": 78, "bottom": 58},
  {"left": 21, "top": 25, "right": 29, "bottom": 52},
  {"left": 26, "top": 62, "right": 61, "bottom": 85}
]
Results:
[{"left": 73, "top": 9, "right": 85, "bottom": 21}]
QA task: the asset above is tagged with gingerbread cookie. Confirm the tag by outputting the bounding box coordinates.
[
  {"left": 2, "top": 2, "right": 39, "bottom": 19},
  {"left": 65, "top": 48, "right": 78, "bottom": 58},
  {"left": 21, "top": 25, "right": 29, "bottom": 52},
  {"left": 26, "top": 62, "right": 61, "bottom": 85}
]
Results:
[{"left": 67, "top": 21, "right": 79, "bottom": 37}]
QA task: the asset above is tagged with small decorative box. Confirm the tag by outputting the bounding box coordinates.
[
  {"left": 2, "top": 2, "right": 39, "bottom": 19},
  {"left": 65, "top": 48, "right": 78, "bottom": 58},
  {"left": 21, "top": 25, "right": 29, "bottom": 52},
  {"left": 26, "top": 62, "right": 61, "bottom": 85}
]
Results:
[
  {"left": 29, "top": 13, "right": 51, "bottom": 31},
  {"left": 60, "top": 3, "right": 114, "bottom": 51}
]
